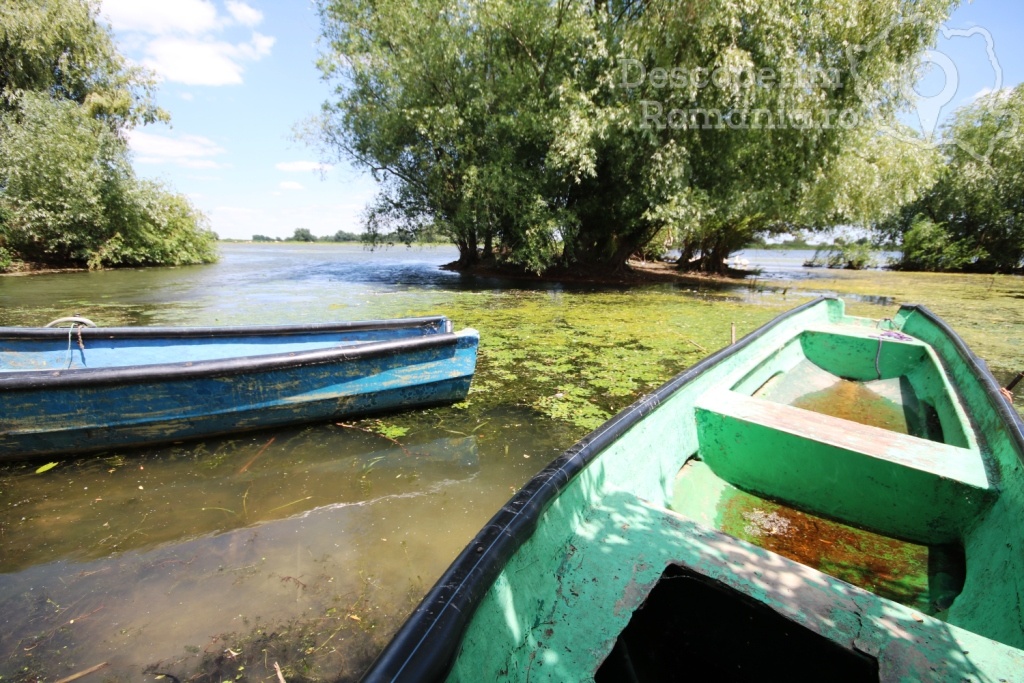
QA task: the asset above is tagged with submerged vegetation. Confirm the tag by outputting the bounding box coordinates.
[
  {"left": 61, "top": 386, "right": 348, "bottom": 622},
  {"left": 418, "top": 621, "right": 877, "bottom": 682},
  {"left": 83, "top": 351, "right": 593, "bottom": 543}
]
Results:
[{"left": 439, "top": 291, "right": 781, "bottom": 430}]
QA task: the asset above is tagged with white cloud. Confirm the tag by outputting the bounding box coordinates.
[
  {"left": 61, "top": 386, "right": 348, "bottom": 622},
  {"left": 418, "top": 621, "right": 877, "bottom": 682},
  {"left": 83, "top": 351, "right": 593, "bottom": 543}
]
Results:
[
  {"left": 238, "top": 32, "right": 275, "bottom": 60},
  {"left": 226, "top": 1, "right": 263, "bottom": 27},
  {"left": 279, "top": 181, "right": 305, "bottom": 191},
  {"left": 101, "top": 0, "right": 220, "bottom": 35},
  {"left": 179, "top": 92, "right": 195, "bottom": 101},
  {"left": 100, "top": 0, "right": 273, "bottom": 86},
  {"left": 971, "top": 87, "right": 995, "bottom": 102},
  {"left": 142, "top": 33, "right": 274, "bottom": 86},
  {"left": 970, "top": 86, "right": 1012, "bottom": 103},
  {"left": 276, "top": 161, "right": 334, "bottom": 173},
  {"left": 128, "top": 129, "right": 227, "bottom": 168}
]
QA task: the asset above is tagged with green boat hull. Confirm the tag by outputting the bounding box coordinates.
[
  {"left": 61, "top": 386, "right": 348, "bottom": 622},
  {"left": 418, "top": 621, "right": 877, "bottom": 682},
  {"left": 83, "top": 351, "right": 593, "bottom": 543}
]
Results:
[{"left": 362, "top": 298, "right": 1024, "bottom": 682}]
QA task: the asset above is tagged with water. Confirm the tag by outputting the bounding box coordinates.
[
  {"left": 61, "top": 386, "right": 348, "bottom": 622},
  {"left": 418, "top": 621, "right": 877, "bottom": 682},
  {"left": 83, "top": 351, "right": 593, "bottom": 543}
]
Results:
[
  {"left": 732, "top": 248, "right": 902, "bottom": 280},
  {"left": 753, "top": 361, "right": 944, "bottom": 441},
  {"left": 0, "top": 245, "right": 562, "bottom": 681},
  {"left": 0, "top": 244, "right": 467, "bottom": 328},
  {"left": 0, "top": 243, "right": 1020, "bottom": 681}
]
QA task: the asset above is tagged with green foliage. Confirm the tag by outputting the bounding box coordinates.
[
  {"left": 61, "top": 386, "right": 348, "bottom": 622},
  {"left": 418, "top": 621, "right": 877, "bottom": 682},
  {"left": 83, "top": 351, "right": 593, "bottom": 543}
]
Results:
[
  {"left": 252, "top": 234, "right": 279, "bottom": 242},
  {"left": 0, "top": 205, "right": 13, "bottom": 271},
  {"left": 0, "top": 0, "right": 166, "bottom": 127},
  {"left": 101, "top": 182, "right": 218, "bottom": 267},
  {"left": 370, "top": 422, "right": 410, "bottom": 440},
  {"left": 321, "top": 229, "right": 362, "bottom": 242},
  {"left": 798, "top": 126, "right": 943, "bottom": 231},
  {"left": 0, "top": 93, "right": 217, "bottom": 268},
  {"left": 311, "top": 0, "right": 956, "bottom": 275},
  {"left": 891, "top": 215, "right": 982, "bottom": 272},
  {"left": 290, "top": 228, "right": 318, "bottom": 242},
  {"left": 0, "top": 0, "right": 213, "bottom": 270},
  {"left": 885, "top": 85, "right": 1024, "bottom": 273},
  {"left": 805, "top": 238, "right": 876, "bottom": 270},
  {"left": 0, "top": 94, "right": 118, "bottom": 264}
]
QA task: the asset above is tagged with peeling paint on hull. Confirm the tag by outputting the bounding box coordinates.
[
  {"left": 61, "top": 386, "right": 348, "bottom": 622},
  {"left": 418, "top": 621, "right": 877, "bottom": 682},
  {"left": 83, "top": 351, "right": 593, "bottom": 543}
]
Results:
[{"left": 0, "top": 317, "right": 478, "bottom": 459}]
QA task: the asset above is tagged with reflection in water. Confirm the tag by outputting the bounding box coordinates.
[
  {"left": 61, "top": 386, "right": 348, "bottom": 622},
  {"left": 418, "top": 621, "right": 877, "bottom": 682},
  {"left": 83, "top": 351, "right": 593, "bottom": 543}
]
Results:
[
  {"left": 0, "top": 244, "right": 467, "bottom": 328},
  {"left": 0, "top": 244, "right": 632, "bottom": 329},
  {"left": 0, "top": 429, "right": 481, "bottom": 573},
  {"left": 0, "top": 408, "right": 557, "bottom": 680}
]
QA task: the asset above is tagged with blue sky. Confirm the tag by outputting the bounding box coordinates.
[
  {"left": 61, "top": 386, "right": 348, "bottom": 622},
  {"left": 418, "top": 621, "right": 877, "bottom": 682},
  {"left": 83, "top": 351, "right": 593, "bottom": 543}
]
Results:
[{"left": 100, "top": 1, "right": 1024, "bottom": 241}]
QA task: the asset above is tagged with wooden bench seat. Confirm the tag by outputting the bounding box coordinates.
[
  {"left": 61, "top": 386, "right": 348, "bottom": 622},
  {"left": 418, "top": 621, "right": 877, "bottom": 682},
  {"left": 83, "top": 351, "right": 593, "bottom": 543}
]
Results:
[{"left": 694, "top": 389, "right": 995, "bottom": 544}]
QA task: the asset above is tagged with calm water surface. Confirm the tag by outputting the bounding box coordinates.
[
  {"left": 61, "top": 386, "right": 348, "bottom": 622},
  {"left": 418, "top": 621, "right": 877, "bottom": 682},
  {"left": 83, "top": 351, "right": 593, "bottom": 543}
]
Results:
[{"left": 0, "top": 244, "right": 1020, "bottom": 682}]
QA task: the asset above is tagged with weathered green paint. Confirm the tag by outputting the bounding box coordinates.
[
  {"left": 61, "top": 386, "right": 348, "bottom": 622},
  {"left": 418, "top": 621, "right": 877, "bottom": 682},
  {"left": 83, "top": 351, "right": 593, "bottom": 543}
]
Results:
[
  {"left": 422, "top": 299, "right": 1024, "bottom": 682},
  {"left": 895, "top": 306, "right": 1024, "bottom": 651},
  {"left": 731, "top": 325, "right": 976, "bottom": 449},
  {"left": 695, "top": 388, "right": 992, "bottom": 543}
]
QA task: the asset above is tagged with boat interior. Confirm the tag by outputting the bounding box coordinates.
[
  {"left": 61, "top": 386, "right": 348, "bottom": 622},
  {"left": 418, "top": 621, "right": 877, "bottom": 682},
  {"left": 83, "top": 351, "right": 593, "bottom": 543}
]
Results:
[
  {"left": 444, "top": 301, "right": 1024, "bottom": 683},
  {"left": 385, "top": 303, "right": 1024, "bottom": 683},
  {"left": 595, "top": 321, "right": 1019, "bottom": 680}
]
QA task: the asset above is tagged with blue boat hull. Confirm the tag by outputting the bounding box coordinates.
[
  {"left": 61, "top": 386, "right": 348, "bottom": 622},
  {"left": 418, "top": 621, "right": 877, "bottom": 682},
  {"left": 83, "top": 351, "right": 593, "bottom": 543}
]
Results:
[{"left": 0, "top": 317, "right": 478, "bottom": 460}]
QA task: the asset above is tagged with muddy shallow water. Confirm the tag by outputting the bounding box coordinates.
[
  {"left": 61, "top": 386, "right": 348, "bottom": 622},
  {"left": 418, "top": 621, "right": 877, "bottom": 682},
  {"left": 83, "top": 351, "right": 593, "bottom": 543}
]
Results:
[{"left": 1, "top": 243, "right": 1021, "bottom": 681}]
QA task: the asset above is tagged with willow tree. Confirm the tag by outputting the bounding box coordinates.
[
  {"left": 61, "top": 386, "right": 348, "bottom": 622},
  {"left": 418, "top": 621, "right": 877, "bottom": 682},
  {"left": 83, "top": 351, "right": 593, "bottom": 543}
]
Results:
[
  {"left": 0, "top": 0, "right": 216, "bottom": 270},
  {"left": 312, "top": 0, "right": 956, "bottom": 274},
  {"left": 796, "top": 124, "right": 943, "bottom": 233},
  {"left": 882, "top": 85, "right": 1024, "bottom": 273}
]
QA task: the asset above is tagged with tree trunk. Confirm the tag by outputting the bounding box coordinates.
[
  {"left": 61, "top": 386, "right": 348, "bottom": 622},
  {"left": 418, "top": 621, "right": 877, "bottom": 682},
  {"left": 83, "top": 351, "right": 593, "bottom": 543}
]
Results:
[
  {"left": 455, "top": 236, "right": 478, "bottom": 269},
  {"left": 483, "top": 228, "right": 493, "bottom": 261}
]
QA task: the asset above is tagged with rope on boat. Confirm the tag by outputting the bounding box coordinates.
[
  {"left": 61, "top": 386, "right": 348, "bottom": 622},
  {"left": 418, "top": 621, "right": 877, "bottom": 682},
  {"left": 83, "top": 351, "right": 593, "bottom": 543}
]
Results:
[
  {"left": 46, "top": 314, "right": 93, "bottom": 368},
  {"left": 873, "top": 329, "right": 915, "bottom": 380},
  {"left": 62, "top": 322, "right": 88, "bottom": 369},
  {"left": 65, "top": 325, "right": 74, "bottom": 368},
  {"left": 874, "top": 337, "right": 883, "bottom": 380}
]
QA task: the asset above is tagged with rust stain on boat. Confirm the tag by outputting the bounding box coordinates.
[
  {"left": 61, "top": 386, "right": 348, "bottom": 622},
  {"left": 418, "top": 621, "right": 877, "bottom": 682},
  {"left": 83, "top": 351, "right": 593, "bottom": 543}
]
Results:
[
  {"left": 792, "top": 379, "right": 912, "bottom": 434},
  {"left": 717, "top": 487, "right": 933, "bottom": 612}
]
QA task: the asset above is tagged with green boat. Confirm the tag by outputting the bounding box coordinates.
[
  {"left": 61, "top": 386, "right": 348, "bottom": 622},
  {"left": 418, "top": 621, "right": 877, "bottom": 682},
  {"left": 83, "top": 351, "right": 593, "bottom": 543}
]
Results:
[{"left": 362, "top": 298, "right": 1024, "bottom": 682}]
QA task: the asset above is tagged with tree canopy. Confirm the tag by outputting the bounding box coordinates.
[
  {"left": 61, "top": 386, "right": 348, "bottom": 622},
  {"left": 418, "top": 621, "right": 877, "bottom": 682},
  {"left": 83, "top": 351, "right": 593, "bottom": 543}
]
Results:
[
  {"left": 311, "top": 0, "right": 956, "bottom": 274},
  {"left": 882, "top": 85, "right": 1024, "bottom": 273},
  {"left": 0, "top": 0, "right": 216, "bottom": 271}
]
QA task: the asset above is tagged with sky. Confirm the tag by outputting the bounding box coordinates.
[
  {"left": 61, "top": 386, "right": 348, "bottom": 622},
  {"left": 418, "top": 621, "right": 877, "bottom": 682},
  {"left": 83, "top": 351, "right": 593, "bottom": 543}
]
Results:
[{"left": 99, "top": 1, "right": 1024, "bottom": 241}]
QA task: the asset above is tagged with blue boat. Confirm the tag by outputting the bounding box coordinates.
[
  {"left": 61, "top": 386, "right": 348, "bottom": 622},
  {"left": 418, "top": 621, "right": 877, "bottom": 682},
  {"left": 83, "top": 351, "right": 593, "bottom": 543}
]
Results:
[{"left": 0, "top": 316, "right": 478, "bottom": 460}]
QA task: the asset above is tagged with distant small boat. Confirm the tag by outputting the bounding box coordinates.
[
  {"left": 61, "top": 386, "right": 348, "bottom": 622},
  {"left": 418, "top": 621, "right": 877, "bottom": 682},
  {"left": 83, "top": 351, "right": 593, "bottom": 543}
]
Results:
[
  {"left": 361, "top": 297, "right": 1024, "bottom": 682},
  {"left": 0, "top": 316, "right": 478, "bottom": 460}
]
